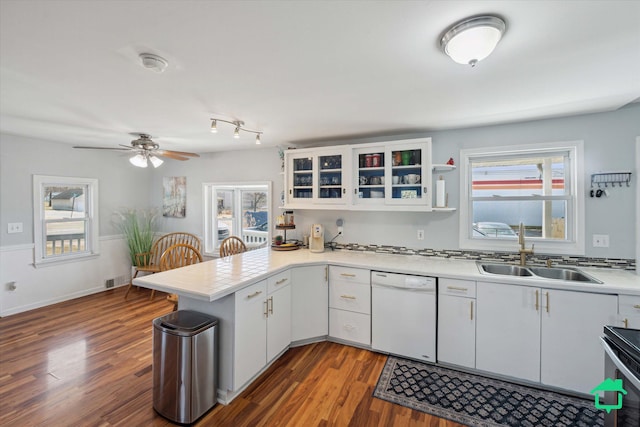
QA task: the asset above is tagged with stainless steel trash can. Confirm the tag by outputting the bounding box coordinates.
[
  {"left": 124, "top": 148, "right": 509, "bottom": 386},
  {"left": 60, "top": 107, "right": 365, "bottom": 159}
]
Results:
[{"left": 153, "top": 310, "right": 218, "bottom": 424}]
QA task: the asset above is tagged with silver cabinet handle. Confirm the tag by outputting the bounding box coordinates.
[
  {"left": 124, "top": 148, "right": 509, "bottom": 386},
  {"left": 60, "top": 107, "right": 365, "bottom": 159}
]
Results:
[
  {"left": 447, "top": 286, "right": 468, "bottom": 292},
  {"left": 633, "top": 304, "right": 640, "bottom": 309},
  {"left": 340, "top": 273, "right": 356, "bottom": 278},
  {"left": 247, "top": 290, "right": 262, "bottom": 299},
  {"left": 268, "top": 296, "right": 273, "bottom": 315},
  {"left": 340, "top": 295, "right": 356, "bottom": 300},
  {"left": 546, "top": 292, "right": 550, "bottom": 313},
  {"left": 470, "top": 300, "right": 474, "bottom": 321},
  {"left": 275, "top": 278, "right": 288, "bottom": 285}
]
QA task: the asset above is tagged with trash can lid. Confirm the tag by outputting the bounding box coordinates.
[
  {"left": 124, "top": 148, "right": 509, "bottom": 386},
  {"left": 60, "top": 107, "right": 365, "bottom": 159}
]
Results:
[{"left": 159, "top": 310, "right": 217, "bottom": 332}]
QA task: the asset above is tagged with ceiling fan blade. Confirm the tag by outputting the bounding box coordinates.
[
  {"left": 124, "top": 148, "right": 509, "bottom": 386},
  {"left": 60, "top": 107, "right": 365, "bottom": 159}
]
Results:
[
  {"left": 157, "top": 149, "right": 200, "bottom": 158},
  {"left": 155, "top": 151, "right": 191, "bottom": 161},
  {"left": 73, "top": 146, "right": 132, "bottom": 151}
]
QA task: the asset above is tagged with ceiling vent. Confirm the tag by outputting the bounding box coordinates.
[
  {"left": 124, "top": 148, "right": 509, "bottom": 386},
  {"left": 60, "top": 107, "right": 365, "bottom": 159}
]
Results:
[{"left": 139, "top": 53, "right": 168, "bottom": 73}]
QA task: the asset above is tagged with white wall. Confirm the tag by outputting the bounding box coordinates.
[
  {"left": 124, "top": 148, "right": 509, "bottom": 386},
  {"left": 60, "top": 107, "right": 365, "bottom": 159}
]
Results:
[
  {"left": 1, "top": 104, "right": 638, "bottom": 315},
  {"left": 0, "top": 134, "right": 152, "bottom": 315},
  {"left": 291, "top": 104, "right": 640, "bottom": 259},
  {"left": 147, "top": 147, "right": 284, "bottom": 237}
]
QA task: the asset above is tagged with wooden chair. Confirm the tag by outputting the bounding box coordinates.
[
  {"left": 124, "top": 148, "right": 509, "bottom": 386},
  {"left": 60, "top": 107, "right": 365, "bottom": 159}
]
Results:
[
  {"left": 219, "top": 236, "right": 247, "bottom": 257},
  {"left": 159, "top": 243, "right": 203, "bottom": 311},
  {"left": 124, "top": 232, "right": 201, "bottom": 300}
]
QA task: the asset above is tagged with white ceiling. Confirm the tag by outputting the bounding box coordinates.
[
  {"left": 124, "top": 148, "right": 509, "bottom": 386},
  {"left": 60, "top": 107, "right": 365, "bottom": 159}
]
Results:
[{"left": 1, "top": 0, "right": 639, "bottom": 154}]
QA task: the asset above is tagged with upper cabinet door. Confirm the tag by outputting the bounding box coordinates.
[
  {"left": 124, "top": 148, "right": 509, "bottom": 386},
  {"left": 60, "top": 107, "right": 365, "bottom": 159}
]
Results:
[
  {"left": 316, "top": 148, "right": 349, "bottom": 205},
  {"left": 286, "top": 152, "right": 315, "bottom": 204},
  {"left": 284, "top": 148, "right": 349, "bottom": 206},
  {"left": 386, "top": 140, "right": 432, "bottom": 208},
  {"left": 352, "top": 145, "right": 387, "bottom": 208}
]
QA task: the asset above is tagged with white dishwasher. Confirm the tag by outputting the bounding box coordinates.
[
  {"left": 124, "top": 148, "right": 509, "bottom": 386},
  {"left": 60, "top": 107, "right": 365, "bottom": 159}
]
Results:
[{"left": 371, "top": 271, "right": 436, "bottom": 362}]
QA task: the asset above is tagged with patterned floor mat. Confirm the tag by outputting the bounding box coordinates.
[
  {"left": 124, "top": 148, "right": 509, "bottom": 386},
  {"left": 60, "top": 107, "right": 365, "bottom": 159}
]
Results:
[{"left": 373, "top": 356, "right": 603, "bottom": 427}]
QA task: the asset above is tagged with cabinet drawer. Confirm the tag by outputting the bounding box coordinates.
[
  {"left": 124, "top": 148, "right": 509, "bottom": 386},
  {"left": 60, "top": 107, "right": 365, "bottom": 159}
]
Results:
[
  {"left": 439, "top": 278, "right": 476, "bottom": 298},
  {"left": 619, "top": 295, "right": 640, "bottom": 316},
  {"left": 329, "top": 281, "right": 371, "bottom": 314},
  {"left": 330, "top": 266, "right": 369, "bottom": 284},
  {"left": 236, "top": 281, "right": 267, "bottom": 308},
  {"left": 267, "top": 270, "right": 291, "bottom": 294},
  {"left": 329, "top": 309, "right": 371, "bottom": 346}
]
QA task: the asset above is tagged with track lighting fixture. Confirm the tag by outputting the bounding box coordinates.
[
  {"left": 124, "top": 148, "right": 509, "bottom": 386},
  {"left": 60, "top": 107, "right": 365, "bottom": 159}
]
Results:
[{"left": 209, "top": 117, "right": 263, "bottom": 143}]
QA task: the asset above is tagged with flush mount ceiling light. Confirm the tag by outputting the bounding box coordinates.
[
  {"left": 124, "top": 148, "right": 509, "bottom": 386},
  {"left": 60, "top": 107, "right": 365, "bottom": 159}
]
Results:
[
  {"left": 440, "top": 15, "right": 506, "bottom": 67},
  {"left": 210, "top": 118, "right": 263, "bottom": 144}
]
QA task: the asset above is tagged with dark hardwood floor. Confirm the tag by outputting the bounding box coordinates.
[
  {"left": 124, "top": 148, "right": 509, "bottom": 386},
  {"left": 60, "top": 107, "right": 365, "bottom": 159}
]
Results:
[{"left": 0, "top": 287, "right": 462, "bottom": 426}]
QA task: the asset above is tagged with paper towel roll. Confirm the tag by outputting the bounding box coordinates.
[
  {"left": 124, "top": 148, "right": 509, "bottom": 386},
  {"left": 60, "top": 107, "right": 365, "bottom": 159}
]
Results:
[{"left": 436, "top": 176, "right": 446, "bottom": 207}]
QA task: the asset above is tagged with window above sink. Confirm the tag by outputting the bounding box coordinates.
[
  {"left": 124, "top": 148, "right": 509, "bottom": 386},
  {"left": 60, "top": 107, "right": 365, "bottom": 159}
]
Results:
[{"left": 459, "top": 141, "right": 585, "bottom": 255}]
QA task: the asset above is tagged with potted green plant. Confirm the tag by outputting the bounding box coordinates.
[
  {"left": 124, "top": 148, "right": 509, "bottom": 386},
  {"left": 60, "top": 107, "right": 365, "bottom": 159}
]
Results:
[{"left": 113, "top": 208, "right": 158, "bottom": 267}]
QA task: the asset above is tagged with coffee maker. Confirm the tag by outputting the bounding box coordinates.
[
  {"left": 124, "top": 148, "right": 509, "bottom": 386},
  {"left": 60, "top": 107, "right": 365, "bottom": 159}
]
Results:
[{"left": 309, "top": 224, "right": 325, "bottom": 253}]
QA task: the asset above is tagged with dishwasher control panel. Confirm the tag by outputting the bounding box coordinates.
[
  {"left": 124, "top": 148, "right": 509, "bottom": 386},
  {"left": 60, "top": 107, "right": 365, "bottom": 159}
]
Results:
[{"left": 371, "top": 271, "right": 436, "bottom": 290}]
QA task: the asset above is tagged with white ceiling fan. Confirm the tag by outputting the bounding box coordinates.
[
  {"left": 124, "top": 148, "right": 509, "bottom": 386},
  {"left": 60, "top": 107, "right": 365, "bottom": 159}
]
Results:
[{"left": 73, "top": 133, "right": 200, "bottom": 168}]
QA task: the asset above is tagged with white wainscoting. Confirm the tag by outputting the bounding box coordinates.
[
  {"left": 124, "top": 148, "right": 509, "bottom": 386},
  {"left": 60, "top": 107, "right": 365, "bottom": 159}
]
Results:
[{"left": 0, "top": 236, "right": 131, "bottom": 316}]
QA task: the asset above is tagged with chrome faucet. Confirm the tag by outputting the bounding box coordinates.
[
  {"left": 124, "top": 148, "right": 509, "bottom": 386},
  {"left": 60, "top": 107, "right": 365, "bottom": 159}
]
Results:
[{"left": 518, "top": 222, "right": 534, "bottom": 266}]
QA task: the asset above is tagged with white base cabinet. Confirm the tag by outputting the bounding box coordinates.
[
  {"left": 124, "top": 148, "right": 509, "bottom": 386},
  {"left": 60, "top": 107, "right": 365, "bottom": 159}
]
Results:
[
  {"left": 234, "top": 281, "right": 269, "bottom": 389},
  {"left": 437, "top": 279, "right": 476, "bottom": 368},
  {"left": 234, "top": 270, "right": 292, "bottom": 392},
  {"left": 291, "top": 265, "right": 328, "bottom": 342},
  {"left": 328, "top": 266, "right": 371, "bottom": 346},
  {"left": 619, "top": 294, "right": 640, "bottom": 329},
  {"left": 476, "top": 281, "right": 617, "bottom": 394}
]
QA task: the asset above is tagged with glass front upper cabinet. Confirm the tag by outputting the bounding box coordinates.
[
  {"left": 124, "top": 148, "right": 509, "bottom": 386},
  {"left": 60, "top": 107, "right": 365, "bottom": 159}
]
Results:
[
  {"left": 351, "top": 139, "right": 431, "bottom": 208},
  {"left": 387, "top": 141, "right": 431, "bottom": 207},
  {"left": 285, "top": 148, "right": 348, "bottom": 205}
]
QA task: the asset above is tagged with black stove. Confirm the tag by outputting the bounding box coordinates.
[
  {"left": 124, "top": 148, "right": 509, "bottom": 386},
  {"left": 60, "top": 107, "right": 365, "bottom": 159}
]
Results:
[{"left": 604, "top": 326, "right": 640, "bottom": 375}]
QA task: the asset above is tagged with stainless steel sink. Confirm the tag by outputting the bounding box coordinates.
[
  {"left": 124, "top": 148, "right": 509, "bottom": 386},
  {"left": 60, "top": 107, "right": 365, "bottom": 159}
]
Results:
[
  {"left": 478, "top": 263, "right": 533, "bottom": 276},
  {"left": 528, "top": 267, "right": 602, "bottom": 284},
  {"left": 477, "top": 262, "right": 602, "bottom": 284}
]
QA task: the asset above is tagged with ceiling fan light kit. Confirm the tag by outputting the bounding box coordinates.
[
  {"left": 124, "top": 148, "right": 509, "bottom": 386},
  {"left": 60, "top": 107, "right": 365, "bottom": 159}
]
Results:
[
  {"left": 73, "top": 133, "right": 199, "bottom": 168},
  {"left": 440, "top": 15, "right": 506, "bottom": 67},
  {"left": 210, "top": 118, "right": 263, "bottom": 144}
]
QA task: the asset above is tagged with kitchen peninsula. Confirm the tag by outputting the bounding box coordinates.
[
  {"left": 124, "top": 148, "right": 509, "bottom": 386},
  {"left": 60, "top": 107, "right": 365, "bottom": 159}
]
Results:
[{"left": 134, "top": 247, "right": 639, "bottom": 403}]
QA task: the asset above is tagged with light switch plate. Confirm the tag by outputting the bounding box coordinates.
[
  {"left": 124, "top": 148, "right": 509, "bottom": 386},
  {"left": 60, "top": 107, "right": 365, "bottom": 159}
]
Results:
[
  {"left": 7, "top": 222, "right": 23, "bottom": 233},
  {"left": 593, "top": 234, "right": 609, "bottom": 248}
]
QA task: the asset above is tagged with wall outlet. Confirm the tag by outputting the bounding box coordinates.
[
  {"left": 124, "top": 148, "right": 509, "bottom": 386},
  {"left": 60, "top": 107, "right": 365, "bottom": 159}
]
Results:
[
  {"left": 7, "top": 222, "right": 23, "bottom": 233},
  {"left": 593, "top": 234, "right": 610, "bottom": 248},
  {"left": 417, "top": 230, "right": 424, "bottom": 240}
]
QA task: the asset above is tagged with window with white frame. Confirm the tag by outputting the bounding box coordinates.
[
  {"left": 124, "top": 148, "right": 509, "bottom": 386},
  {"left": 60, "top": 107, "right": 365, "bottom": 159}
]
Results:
[
  {"left": 459, "top": 141, "right": 585, "bottom": 255},
  {"left": 33, "top": 175, "right": 99, "bottom": 265},
  {"left": 203, "top": 182, "right": 271, "bottom": 255}
]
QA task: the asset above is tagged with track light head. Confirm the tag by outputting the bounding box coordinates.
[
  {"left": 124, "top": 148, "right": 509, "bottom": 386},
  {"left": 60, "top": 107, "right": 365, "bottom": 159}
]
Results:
[
  {"left": 234, "top": 126, "right": 240, "bottom": 139},
  {"left": 255, "top": 134, "right": 261, "bottom": 144},
  {"left": 210, "top": 120, "right": 217, "bottom": 133}
]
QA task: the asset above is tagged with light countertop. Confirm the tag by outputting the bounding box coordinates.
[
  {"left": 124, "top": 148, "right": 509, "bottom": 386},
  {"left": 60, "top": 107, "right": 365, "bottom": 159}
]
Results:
[{"left": 133, "top": 247, "right": 640, "bottom": 302}]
